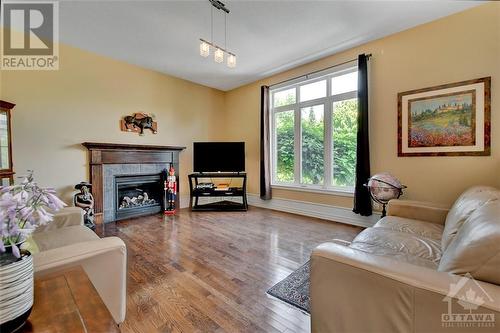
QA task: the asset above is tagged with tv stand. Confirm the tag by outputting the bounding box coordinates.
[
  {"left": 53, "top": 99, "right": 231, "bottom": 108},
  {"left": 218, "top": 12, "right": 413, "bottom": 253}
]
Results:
[{"left": 188, "top": 172, "right": 248, "bottom": 211}]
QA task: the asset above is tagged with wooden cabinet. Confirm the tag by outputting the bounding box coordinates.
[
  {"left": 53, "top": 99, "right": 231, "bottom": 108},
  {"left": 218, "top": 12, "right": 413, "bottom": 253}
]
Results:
[{"left": 0, "top": 100, "right": 14, "bottom": 186}]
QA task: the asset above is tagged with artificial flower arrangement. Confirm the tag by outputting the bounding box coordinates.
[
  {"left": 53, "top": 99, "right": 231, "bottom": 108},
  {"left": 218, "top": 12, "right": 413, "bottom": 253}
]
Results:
[{"left": 0, "top": 171, "right": 66, "bottom": 258}]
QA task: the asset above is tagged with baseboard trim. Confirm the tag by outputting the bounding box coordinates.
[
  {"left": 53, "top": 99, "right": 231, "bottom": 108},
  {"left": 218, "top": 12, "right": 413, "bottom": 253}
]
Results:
[
  {"left": 247, "top": 193, "right": 380, "bottom": 228},
  {"left": 180, "top": 195, "right": 191, "bottom": 209}
]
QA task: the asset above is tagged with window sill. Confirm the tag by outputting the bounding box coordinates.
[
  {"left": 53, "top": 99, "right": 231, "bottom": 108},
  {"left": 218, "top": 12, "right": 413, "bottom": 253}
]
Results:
[{"left": 271, "top": 184, "right": 354, "bottom": 197}]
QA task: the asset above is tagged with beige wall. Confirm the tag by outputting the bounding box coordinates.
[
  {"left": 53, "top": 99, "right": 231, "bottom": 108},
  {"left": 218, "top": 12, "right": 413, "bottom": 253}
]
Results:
[
  {"left": 1, "top": 43, "right": 225, "bottom": 202},
  {"left": 1, "top": 3, "right": 499, "bottom": 209},
  {"left": 224, "top": 2, "right": 500, "bottom": 207}
]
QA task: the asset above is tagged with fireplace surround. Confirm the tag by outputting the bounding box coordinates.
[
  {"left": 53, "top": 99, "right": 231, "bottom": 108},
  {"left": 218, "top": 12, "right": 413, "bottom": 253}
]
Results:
[{"left": 82, "top": 142, "right": 185, "bottom": 223}]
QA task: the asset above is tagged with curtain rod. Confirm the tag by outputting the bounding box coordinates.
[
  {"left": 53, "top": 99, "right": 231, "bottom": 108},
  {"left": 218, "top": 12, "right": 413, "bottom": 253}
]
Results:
[{"left": 269, "top": 53, "right": 372, "bottom": 89}]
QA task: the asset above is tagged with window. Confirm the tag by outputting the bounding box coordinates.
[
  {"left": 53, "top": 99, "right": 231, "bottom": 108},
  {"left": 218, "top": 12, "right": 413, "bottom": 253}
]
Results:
[{"left": 270, "top": 64, "right": 358, "bottom": 193}]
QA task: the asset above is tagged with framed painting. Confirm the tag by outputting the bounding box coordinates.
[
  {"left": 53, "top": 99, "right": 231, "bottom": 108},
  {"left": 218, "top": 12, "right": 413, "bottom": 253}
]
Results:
[{"left": 398, "top": 77, "right": 491, "bottom": 156}]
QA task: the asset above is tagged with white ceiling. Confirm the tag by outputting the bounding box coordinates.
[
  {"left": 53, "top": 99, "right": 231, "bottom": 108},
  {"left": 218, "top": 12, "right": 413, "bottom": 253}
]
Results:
[{"left": 55, "top": 0, "right": 483, "bottom": 91}]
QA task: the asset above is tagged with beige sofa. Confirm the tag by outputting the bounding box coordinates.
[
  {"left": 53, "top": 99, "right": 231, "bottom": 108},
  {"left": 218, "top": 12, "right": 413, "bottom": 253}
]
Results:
[
  {"left": 31, "top": 207, "right": 127, "bottom": 324},
  {"left": 311, "top": 186, "right": 500, "bottom": 333}
]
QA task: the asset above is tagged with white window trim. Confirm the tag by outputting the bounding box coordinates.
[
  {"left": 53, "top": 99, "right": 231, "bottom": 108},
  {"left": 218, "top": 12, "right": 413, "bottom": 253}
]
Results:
[
  {"left": 272, "top": 184, "right": 354, "bottom": 197},
  {"left": 270, "top": 63, "right": 358, "bottom": 194}
]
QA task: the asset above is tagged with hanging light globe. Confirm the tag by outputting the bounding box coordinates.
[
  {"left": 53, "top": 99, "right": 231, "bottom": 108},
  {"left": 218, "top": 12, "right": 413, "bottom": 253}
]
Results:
[
  {"left": 199, "top": 40, "right": 210, "bottom": 57},
  {"left": 227, "top": 53, "right": 236, "bottom": 68},
  {"left": 214, "top": 48, "right": 224, "bottom": 63}
]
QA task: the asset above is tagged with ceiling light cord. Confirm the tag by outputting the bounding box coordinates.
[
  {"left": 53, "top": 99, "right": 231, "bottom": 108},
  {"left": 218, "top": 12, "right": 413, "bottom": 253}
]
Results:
[{"left": 211, "top": 5, "right": 214, "bottom": 44}]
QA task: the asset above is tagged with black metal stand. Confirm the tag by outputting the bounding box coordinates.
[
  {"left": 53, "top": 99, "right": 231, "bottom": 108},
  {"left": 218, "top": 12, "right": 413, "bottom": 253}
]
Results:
[{"left": 188, "top": 172, "right": 248, "bottom": 211}]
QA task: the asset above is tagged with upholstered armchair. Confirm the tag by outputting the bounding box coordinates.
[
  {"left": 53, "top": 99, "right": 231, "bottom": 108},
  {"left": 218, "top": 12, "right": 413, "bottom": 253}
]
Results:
[
  {"left": 311, "top": 186, "right": 500, "bottom": 333},
  {"left": 31, "top": 207, "right": 127, "bottom": 324}
]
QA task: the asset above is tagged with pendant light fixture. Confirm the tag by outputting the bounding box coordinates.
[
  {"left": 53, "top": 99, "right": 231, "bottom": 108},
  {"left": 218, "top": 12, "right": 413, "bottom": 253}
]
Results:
[
  {"left": 199, "top": 0, "right": 236, "bottom": 68},
  {"left": 199, "top": 41, "right": 210, "bottom": 57}
]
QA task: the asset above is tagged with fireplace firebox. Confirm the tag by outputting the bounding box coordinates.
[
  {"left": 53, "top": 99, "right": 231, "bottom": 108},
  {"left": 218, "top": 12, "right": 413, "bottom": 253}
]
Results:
[{"left": 115, "top": 174, "right": 162, "bottom": 220}]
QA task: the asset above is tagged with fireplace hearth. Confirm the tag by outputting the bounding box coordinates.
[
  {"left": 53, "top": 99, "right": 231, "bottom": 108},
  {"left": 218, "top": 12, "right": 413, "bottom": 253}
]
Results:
[{"left": 115, "top": 174, "right": 162, "bottom": 221}]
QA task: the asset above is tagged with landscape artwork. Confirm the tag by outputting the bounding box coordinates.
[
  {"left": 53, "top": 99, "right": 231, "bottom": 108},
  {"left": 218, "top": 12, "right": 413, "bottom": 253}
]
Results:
[
  {"left": 398, "top": 77, "right": 491, "bottom": 157},
  {"left": 408, "top": 90, "right": 475, "bottom": 147}
]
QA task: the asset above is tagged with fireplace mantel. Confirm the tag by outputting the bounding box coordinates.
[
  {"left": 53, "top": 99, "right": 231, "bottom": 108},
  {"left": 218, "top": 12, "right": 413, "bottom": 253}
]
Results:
[
  {"left": 82, "top": 142, "right": 185, "bottom": 219},
  {"left": 82, "top": 142, "right": 186, "bottom": 152},
  {"left": 83, "top": 142, "right": 185, "bottom": 166}
]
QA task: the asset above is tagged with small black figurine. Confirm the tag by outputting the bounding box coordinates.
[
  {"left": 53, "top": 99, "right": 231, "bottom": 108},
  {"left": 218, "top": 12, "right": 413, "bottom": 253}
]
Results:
[{"left": 74, "top": 182, "right": 96, "bottom": 230}]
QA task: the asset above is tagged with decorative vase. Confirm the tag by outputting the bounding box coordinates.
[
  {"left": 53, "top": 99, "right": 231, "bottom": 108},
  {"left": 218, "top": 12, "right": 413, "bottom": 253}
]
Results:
[{"left": 0, "top": 247, "right": 34, "bottom": 333}]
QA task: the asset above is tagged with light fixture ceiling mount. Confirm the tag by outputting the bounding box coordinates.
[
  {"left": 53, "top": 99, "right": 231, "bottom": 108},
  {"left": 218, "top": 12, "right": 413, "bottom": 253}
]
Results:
[
  {"left": 199, "top": 0, "right": 236, "bottom": 68},
  {"left": 208, "top": 0, "right": 230, "bottom": 14}
]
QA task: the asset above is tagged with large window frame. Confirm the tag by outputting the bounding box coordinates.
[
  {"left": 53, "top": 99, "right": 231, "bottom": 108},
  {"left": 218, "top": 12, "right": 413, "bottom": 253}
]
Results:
[{"left": 270, "top": 62, "right": 358, "bottom": 196}]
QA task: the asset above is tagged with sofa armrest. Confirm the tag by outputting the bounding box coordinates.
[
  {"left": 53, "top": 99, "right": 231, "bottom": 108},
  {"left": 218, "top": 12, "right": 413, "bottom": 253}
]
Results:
[
  {"left": 34, "top": 207, "right": 84, "bottom": 233},
  {"left": 33, "top": 237, "right": 127, "bottom": 324},
  {"left": 311, "top": 242, "right": 500, "bottom": 333},
  {"left": 387, "top": 199, "right": 450, "bottom": 225}
]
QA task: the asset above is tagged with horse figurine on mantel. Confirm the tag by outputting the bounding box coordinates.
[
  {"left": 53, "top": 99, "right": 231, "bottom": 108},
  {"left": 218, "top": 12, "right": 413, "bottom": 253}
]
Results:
[{"left": 121, "top": 112, "right": 158, "bottom": 135}]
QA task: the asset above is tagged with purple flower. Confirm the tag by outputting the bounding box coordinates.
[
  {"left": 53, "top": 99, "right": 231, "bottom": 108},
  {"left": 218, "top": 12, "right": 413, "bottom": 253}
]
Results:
[
  {"left": 45, "top": 191, "right": 66, "bottom": 211},
  {"left": 13, "top": 190, "right": 29, "bottom": 205},
  {"left": 0, "top": 171, "right": 66, "bottom": 258},
  {"left": 36, "top": 207, "right": 54, "bottom": 225},
  {"left": 9, "top": 240, "right": 20, "bottom": 258},
  {"left": 19, "top": 207, "right": 34, "bottom": 220}
]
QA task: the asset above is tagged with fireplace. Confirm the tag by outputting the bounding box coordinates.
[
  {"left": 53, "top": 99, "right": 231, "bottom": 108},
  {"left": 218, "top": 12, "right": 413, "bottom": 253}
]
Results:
[
  {"left": 82, "top": 143, "right": 185, "bottom": 223},
  {"left": 115, "top": 174, "right": 162, "bottom": 220}
]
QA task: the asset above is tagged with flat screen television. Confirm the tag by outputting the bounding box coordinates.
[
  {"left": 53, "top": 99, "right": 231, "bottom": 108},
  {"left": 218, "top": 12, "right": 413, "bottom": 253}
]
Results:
[{"left": 193, "top": 142, "right": 245, "bottom": 173}]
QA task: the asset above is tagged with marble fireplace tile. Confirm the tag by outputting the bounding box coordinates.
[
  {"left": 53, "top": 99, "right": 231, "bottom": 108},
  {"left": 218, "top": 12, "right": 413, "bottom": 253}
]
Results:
[
  {"left": 102, "top": 163, "right": 166, "bottom": 223},
  {"left": 140, "top": 164, "right": 166, "bottom": 174}
]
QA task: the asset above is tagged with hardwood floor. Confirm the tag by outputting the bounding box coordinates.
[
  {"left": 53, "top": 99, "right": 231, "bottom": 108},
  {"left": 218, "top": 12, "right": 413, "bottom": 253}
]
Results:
[{"left": 97, "top": 207, "right": 362, "bottom": 333}]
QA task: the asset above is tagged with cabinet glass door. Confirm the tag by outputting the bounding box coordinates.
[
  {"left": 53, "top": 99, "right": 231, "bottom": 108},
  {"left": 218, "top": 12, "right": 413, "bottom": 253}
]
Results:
[
  {"left": 0, "top": 110, "right": 10, "bottom": 171},
  {"left": 0, "top": 101, "right": 14, "bottom": 186}
]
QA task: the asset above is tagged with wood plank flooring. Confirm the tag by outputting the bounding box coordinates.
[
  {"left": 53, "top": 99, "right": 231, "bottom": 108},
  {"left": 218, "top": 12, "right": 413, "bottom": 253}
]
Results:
[{"left": 97, "top": 207, "right": 362, "bottom": 333}]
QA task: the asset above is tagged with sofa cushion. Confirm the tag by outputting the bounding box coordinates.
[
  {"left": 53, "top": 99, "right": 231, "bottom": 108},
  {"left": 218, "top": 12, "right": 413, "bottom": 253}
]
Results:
[
  {"left": 32, "top": 225, "right": 99, "bottom": 251},
  {"left": 442, "top": 186, "right": 500, "bottom": 250},
  {"left": 349, "top": 227, "right": 442, "bottom": 269},
  {"left": 34, "top": 207, "right": 84, "bottom": 233},
  {"left": 374, "top": 216, "right": 444, "bottom": 240},
  {"left": 438, "top": 200, "right": 500, "bottom": 285}
]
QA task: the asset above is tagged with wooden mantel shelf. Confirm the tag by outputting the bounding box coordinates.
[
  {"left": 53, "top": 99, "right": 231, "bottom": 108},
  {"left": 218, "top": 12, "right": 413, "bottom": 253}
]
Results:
[{"left": 82, "top": 142, "right": 186, "bottom": 151}]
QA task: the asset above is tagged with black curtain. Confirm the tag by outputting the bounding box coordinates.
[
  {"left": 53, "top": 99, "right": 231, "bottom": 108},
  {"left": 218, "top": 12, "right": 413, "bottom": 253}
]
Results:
[
  {"left": 353, "top": 54, "right": 372, "bottom": 216},
  {"left": 260, "top": 86, "right": 272, "bottom": 200}
]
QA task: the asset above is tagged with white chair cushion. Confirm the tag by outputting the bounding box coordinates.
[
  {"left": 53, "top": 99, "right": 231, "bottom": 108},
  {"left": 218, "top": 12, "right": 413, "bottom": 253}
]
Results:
[
  {"left": 349, "top": 227, "right": 442, "bottom": 269},
  {"left": 32, "top": 225, "right": 99, "bottom": 251},
  {"left": 439, "top": 200, "right": 500, "bottom": 285},
  {"left": 374, "top": 216, "right": 444, "bottom": 240},
  {"left": 442, "top": 186, "right": 500, "bottom": 250}
]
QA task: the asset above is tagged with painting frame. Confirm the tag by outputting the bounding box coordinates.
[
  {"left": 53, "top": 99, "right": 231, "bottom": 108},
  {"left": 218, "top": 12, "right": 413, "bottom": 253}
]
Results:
[{"left": 398, "top": 77, "right": 491, "bottom": 157}]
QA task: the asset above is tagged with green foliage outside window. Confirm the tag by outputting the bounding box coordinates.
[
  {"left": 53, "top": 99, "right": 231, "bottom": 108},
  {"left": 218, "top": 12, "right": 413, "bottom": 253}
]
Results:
[
  {"left": 301, "top": 107, "right": 324, "bottom": 185},
  {"left": 333, "top": 99, "right": 358, "bottom": 187},
  {"left": 275, "top": 111, "right": 294, "bottom": 182},
  {"left": 275, "top": 99, "right": 358, "bottom": 187}
]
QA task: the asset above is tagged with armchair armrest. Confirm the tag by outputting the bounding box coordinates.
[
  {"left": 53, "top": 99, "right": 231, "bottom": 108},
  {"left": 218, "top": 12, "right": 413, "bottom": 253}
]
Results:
[
  {"left": 33, "top": 237, "right": 127, "bottom": 324},
  {"left": 311, "top": 242, "right": 500, "bottom": 333},
  {"left": 387, "top": 199, "right": 450, "bottom": 225},
  {"left": 34, "top": 207, "right": 84, "bottom": 233}
]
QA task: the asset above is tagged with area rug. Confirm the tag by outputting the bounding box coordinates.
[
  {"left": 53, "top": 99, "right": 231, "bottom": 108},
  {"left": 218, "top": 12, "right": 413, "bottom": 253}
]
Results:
[{"left": 266, "top": 261, "right": 310, "bottom": 313}]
